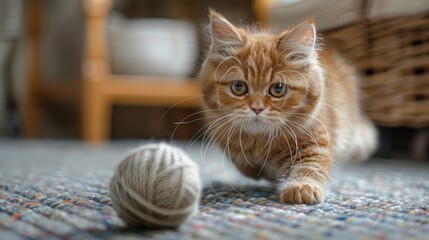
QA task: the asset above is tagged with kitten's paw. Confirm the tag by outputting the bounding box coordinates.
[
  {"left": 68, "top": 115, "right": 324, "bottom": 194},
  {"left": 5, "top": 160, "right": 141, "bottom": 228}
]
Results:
[{"left": 280, "top": 181, "right": 325, "bottom": 204}]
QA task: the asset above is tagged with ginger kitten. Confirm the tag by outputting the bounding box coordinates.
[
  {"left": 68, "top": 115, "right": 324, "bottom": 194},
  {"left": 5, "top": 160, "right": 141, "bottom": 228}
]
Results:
[{"left": 199, "top": 10, "right": 378, "bottom": 204}]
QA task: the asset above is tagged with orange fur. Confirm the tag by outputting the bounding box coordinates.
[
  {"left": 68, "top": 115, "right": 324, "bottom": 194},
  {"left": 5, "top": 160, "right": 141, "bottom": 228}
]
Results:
[{"left": 199, "top": 10, "right": 378, "bottom": 204}]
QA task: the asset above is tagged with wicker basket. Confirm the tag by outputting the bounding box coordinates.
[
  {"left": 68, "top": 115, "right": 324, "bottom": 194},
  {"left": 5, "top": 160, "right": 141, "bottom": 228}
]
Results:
[{"left": 325, "top": 13, "right": 429, "bottom": 127}]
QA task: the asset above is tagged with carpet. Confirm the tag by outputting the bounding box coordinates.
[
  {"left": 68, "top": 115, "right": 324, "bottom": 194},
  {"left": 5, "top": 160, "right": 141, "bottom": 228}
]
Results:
[{"left": 0, "top": 139, "right": 428, "bottom": 239}]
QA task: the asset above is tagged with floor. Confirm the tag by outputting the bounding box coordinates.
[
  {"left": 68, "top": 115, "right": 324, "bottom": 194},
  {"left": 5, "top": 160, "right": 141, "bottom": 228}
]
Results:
[{"left": 0, "top": 138, "right": 428, "bottom": 239}]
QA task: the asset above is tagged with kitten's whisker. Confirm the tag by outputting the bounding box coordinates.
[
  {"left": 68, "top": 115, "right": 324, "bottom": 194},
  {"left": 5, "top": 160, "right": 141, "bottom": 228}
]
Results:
[
  {"left": 283, "top": 121, "right": 301, "bottom": 163},
  {"left": 279, "top": 119, "right": 299, "bottom": 154},
  {"left": 196, "top": 114, "right": 230, "bottom": 154},
  {"left": 207, "top": 178, "right": 221, "bottom": 198},
  {"left": 276, "top": 69, "right": 307, "bottom": 81},
  {"left": 286, "top": 120, "right": 323, "bottom": 160},
  {"left": 287, "top": 120, "right": 319, "bottom": 147},
  {"left": 308, "top": 99, "right": 357, "bottom": 134},
  {"left": 223, "top": 119, "right": 243, "bottom": 194},
  {"left": 174, "top": 116, "right": 217, "bottom": 125},
  {"left": 290, "top": 113, "right": 331, "bottom": 150},
  {"left": 201, "top": 121, "right": 235, "bottom": 198},
  {"left": 160, "top": 95, "right": 203, "bottom": 119},
  {"left": 201, "top": 116, "right": 235, "bottom": 157},
  {"left": 219, "top": 66, "right": 240, "bottom": 82},
  {"left": 203, "top": 116, "right": 237, "bottom": 159},
  {"left": 257, "top": 126, "right": 275, "bottom": 176},
  {"left": 172, "top": 108, "right": 231, "bottom": 143},
  {"left": 274, "top": 123, "right": 292, "bottom": 179},
  {"left": 205, "top": 117, "right": 240, "bottom": 194},
  {"left": 187, "top": 113, "right": 233, "bottom": 150},
  {"left": 214, "top": 56, "right": 242, "bottom": 80},
  {"left": 206, "top": 122, "right": 232, "bottom": 156},
  {"left": 199, "top": 117, "right": 236, "bottom": 198},
  {"left": 239, "top": 124, "right": 255, "bottom": 168},
  {"left": 276, "top": 122, "right": 299, "bottom": 174},
  {"left": 275, "top": 122, "right": 294, "bottom": 165}
]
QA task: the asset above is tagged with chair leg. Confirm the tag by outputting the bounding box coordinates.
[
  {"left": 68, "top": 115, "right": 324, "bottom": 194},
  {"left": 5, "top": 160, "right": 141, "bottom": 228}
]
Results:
[
  {"left": 22, "top": 0, "right": 42, "bottom": 138},
  {"left": 82, "top": 80, "right": 111, "bottom": 144},
  {"left": 411, "top": 128, "right": 428, "bottom": 161},
  {"left": 82, "top": 0, "right": 112, "bottom": 144},
  {"left": 22, "top": 88, "right": 40, "bottom": 138}
]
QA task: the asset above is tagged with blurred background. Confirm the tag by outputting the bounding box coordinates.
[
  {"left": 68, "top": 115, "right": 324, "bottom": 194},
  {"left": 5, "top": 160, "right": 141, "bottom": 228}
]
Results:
[{"left": 0, "top": 0, "right": 428, "bottom": 160}]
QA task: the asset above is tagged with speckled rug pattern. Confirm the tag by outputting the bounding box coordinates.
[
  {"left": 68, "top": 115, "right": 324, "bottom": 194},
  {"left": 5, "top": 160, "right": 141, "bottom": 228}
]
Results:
[{"left": 0, "top": 139, "right": 428, "bottom": 239}]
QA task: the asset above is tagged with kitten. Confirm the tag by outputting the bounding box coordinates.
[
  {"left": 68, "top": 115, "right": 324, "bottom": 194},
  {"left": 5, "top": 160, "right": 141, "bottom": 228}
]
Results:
[{"left": 199, "top": 10, "right": 378, "bottom": 204}]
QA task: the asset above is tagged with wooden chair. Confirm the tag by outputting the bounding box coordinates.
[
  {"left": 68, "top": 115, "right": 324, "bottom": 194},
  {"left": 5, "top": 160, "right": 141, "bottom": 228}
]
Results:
[{"left": 23, "top": 0, "right": 200, "bottom": 144}]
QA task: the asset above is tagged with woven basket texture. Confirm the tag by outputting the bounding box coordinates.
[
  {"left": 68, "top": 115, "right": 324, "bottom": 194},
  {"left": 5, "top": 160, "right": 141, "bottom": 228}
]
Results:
[{"left": 325, "top": 13, "right": 429, "bottom": 127}]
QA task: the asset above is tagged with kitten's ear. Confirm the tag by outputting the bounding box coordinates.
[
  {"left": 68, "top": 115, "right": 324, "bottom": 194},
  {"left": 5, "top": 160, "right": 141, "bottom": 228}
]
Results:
[
  {"left": 278, "top": 19, "right": 318, "bottom": 63},
  {"left": 209, "top": 9, "right": 244, "bottom": 49}
]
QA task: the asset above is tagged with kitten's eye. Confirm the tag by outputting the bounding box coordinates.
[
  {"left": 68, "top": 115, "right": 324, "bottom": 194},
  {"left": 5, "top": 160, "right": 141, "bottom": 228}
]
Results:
[
  {"left": 269, "top": 83, "right": 287, "bottom": 98},
  {"left": 230, "top": 80, "right": 248, "bottom": 96}
]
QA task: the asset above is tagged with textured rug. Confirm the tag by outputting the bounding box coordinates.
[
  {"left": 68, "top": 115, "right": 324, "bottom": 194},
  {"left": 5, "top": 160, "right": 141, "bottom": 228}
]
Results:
[{"left": 0, "top": 139, "right": 428, "bottom": 239}]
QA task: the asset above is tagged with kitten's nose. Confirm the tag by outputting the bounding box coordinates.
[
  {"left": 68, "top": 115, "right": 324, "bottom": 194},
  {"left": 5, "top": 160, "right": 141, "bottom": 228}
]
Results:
[{"left": 251, "top": 107, "right": 265, "bottom": 115}]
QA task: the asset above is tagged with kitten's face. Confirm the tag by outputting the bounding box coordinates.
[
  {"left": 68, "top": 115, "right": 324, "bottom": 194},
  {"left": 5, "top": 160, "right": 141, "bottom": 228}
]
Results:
[{"left": 200, "top": 11, "right": 325, "bottom": 135}]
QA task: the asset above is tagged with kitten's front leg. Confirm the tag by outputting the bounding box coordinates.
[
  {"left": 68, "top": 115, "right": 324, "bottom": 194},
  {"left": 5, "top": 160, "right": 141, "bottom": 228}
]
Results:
[{"left": 279, "top": 144, "right": 332, "bottom": 204}]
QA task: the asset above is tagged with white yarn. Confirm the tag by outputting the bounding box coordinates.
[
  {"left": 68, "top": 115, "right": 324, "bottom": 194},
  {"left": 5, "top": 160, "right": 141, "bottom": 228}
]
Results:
[{"left": 110, "top": 143, "right": 202, "bottom": 228}]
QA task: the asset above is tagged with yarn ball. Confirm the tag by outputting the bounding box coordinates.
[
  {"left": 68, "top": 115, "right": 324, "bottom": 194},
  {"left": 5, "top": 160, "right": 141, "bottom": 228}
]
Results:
[{"left": 109, "top": 143, "right": 202, "bottom": 228}]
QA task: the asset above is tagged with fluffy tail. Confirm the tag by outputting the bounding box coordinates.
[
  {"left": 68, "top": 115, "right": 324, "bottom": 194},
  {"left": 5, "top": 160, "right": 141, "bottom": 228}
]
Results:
[{"left": 351, "top": 116, "right": 378, "bottom": 162}]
